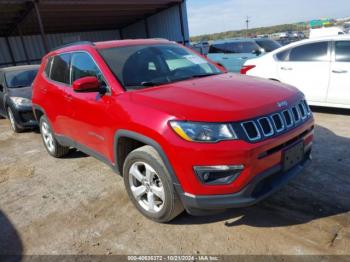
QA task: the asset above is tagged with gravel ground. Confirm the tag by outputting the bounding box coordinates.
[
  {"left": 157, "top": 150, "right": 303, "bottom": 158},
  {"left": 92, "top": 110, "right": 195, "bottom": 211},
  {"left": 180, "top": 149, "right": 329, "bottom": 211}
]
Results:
[{"left": 0, "top": 108, "right": 349, "bottom": 256}]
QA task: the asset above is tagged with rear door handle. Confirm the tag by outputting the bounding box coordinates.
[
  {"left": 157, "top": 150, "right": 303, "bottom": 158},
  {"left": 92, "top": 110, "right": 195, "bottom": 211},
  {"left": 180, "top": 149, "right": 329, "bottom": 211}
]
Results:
[
  {"left": 281, "top": 67, "right": 293, "bottom": 71},
  {"left": 332, "top": 69, "right": 348, "bottom": 74}
]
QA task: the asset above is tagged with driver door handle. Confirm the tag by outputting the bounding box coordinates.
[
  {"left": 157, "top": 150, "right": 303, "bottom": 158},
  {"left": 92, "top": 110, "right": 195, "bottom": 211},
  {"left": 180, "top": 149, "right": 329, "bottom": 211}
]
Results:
[{"left": 332, "top": 69, "right": 348, "bottom": 74}]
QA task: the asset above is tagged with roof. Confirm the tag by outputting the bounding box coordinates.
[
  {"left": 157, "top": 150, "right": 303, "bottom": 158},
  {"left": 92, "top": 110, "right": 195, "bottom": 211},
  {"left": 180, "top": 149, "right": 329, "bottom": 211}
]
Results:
[
  {"left": 0, "top": 64, "right": 39, "bottom": 72},
  {"left": 210, "top": 38, "right": 256, "bottom": 44},
  {"left": 46, "top": 38, "right": 172, "bottom": 56},
  {"left": 0, "top": 0, "right": 183, "bottom": 37},
  {"left": 269, "top": 34, "right": 350, "bottom": 55}
]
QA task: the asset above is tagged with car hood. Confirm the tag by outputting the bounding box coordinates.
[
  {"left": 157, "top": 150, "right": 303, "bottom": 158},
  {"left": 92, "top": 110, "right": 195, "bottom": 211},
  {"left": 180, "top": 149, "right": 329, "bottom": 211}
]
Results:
[
  {"left": 7, "top": 86, "right": 32, "bottom": 100},
  {"left": 128, "top": 73, "right": 302, "bottom": 122}
]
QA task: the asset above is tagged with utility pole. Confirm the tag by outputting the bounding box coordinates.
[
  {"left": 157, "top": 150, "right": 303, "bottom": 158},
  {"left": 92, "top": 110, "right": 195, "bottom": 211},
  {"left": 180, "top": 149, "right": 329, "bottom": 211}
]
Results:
[{"left": 245, "top": 16, "right": 250, "bottom": 37}]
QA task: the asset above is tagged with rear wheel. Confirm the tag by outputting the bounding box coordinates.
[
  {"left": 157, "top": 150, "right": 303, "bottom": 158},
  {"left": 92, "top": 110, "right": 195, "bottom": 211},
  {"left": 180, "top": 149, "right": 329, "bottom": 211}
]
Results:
[
  {"left": 123, "top": 145, "right": 183, "bottom": 223},
  {"left": 39, "top": 116, "right": 70, "bottom": 158},
  {"left": 7, "top": 107, "right": 23, "bottom": 133}
]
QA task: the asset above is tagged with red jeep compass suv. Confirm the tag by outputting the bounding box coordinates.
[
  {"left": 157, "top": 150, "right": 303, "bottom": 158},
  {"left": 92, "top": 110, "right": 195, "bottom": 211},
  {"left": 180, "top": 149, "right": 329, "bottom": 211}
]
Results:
[{"left": 32, "top": 39, "right": 314, "bottom": 222}]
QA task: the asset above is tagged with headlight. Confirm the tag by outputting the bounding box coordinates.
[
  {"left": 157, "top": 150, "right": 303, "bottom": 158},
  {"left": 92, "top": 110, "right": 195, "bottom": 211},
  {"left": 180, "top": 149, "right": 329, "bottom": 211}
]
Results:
[
  {"left": 169, "top": 121, "right": 237, "bottom": 142},
  {"left": 10, "top": 97, "right": 32, "bottom": 107}
]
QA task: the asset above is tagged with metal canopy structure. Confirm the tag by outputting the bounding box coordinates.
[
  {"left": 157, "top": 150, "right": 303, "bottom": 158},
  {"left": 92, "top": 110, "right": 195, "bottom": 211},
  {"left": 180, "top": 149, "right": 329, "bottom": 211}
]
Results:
[
  {"left": 0, "top": 0, "right": 188, "bottom": 67},
  {"left": 0, "top": 0, "right": 183, "bottom": 37}
]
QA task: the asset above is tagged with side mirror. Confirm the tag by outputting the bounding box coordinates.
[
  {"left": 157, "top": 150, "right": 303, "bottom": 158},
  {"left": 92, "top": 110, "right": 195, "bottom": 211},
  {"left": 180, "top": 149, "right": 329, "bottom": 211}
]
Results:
[
  {"left": 252, "top": 49, "right": 262, "bottom": 56},
  {"left": 72, "top": 76, "right": 100, "bottom": 93}
]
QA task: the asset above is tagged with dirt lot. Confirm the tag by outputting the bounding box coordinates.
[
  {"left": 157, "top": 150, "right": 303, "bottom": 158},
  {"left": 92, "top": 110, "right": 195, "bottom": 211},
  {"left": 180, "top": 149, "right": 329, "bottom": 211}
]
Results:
[{"left": 0, "top": 109, "right": 349, "bottom": 256}]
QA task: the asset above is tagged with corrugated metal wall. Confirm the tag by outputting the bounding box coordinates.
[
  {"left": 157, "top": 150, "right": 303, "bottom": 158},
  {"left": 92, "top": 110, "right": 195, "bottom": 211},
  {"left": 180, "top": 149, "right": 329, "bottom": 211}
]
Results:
[
  {"left": 0, "top": 30, "right": 121, "bottom": 68},
  {"left": 121, "top": 1, "right": 190, "bottom": 43},
  {"left": 0, "top": 1, "right": 189, "bottom": 68}
]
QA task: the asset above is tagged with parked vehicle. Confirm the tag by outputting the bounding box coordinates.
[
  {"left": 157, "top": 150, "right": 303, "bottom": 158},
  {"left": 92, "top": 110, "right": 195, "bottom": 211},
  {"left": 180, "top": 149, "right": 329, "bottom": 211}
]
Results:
[
  {"left": 0, "top": 65, "right": 39, "bottom": 132},
  {"left": 241, "top": 35, "right": 350, "bottom": 109},
  {"left": 207, "top": 39, "right": 264, "bottom": 72},
  {"left": 32, "top": 39, "right": 314, "bottom": 222},
  {"left": 343, "top": 22, "right": 350, "bottom": 34},
  {"left": 253, "top": 38, "right": 282, "bottom": 53},
  {"left": 309, "top": 27, "right": 345, "bottom": 38}
]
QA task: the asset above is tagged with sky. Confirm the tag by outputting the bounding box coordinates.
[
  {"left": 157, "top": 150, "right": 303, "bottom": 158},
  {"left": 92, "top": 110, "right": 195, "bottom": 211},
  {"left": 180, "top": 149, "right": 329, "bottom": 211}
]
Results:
[{"left": 187, "top": 0, "right": 350, "bottom": 36}]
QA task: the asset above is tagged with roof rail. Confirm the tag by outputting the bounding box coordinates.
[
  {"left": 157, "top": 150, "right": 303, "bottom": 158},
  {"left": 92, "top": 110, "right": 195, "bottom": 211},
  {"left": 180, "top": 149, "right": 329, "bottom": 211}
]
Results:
[{"left": 50, "top": 41, "right": 95, "bottom": 52}]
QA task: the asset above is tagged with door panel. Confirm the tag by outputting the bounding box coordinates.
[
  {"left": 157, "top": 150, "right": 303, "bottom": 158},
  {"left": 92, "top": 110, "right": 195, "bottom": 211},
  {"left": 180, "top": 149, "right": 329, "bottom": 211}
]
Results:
[
  {"left": 67, "top": 52, "right": 112, "bottom": 158},
  {"left": 276, "top": 41, "right": 331, "bottom": 103},
  {"left": 327, "top": 41, "right": 350, "bottom": 106},
  {"left": 277, "top": 61, "right": 330, "bottom": 102}
]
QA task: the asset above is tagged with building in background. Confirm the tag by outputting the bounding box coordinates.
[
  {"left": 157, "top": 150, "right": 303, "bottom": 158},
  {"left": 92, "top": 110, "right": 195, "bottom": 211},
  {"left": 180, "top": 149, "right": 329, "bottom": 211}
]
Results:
[{"left": 0, "top": 0, "right": 189, "bottom": 68}]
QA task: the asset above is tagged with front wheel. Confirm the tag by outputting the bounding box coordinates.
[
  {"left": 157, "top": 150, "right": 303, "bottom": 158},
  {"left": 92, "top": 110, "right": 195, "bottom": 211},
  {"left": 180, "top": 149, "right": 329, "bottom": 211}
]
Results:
[
  {"left": 39, "top": 116, "right": 70, "bottom": 158},
  {"left": 123, "top": 145, "right": 184, "bottom": 223}
]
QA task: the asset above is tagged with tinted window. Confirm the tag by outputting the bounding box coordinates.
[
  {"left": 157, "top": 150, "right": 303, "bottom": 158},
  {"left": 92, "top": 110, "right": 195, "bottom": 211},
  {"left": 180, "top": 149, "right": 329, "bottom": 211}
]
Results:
[
  {"left": 289, "top": 42, "right": 328, "bottom": 61},
  {"left": 255, "top": 39, "right": 281, "bottom": 52},
  {"left": 276, "top": 49, "right": 290, "bottom": 61},
  {"left": 209, "top": 43, "right": 227, "bottom": 53},
  {"left": 209, "top": 41, "right": 260, "bottom": 54},
  {"left": 50, "top": 54, "right": 71, "bottom": 84},
  {"left": 71, "top": 52, "right": 106, "bottom": 85},
  {"left": 335, "top": 41, "right": 350, "bottom": 62},
  {"left": 99, "top": 44, "right": 221, "bottom": 90},
  {"left": 5, "top": 69, "right": 38, "bottom": 88}
]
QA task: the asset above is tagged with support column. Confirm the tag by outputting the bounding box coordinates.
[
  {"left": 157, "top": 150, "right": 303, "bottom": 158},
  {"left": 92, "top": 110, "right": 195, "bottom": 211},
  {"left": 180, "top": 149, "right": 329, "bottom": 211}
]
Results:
[
  {"left": 144, "top": 19, "right": 150, "bottom": 38},
  {"left": 33, "top": 0, "right": 49, "bottom": 53},
  {"left": 178, "top": 3, "right": 186, "bottom": 45}
]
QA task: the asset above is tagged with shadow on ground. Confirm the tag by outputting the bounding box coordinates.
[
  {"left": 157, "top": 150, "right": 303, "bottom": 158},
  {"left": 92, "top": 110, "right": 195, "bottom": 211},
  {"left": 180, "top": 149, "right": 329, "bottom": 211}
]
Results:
[
  {"left": 172, "top": 119, "right": 350, "bottom": 227},
  {"left": 0, "top": 210, "right": 22, "bottom": 259}
]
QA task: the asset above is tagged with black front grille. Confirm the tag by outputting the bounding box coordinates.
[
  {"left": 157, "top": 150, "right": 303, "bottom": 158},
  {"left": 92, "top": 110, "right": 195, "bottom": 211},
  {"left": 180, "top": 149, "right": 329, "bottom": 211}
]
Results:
[
  {"left": 292, "top": 107, "right": 300, "bottom": 122},
  {"left": 272, "top": 113, "right": 284, "bottom": 132},
  {"left": 258, "top": 117, "right": 273, "bottom": 136},
  {"left": 239, "top": 99, "right": 312, "bottom": 143},
  {"left": 241, "top": 121, "right": 260, "bottom": 141}
]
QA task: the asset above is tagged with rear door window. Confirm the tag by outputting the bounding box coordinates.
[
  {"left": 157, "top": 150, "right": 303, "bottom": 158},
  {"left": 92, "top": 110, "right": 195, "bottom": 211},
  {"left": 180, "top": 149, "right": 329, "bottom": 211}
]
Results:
[
  {"left": 289, "top": 42, "right": 329, "bottom": 61},
  {"left": 50, "top": 53, "right": 71, "bottom": 84},
  {"left": 335, "top": 41, "right": 350, "bottom": 62}
]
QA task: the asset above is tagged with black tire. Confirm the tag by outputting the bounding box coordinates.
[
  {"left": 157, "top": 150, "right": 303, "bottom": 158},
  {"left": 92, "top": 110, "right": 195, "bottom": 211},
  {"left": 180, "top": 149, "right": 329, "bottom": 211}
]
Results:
[
  {"left": 39, "top": 115, "right": 70, "bottom": 158},
  {"left": 7, "top": 107, "right": 23, "bottom": 133},
  {"left": 123, "top": 145, "right": 184, "bottom": 223}
]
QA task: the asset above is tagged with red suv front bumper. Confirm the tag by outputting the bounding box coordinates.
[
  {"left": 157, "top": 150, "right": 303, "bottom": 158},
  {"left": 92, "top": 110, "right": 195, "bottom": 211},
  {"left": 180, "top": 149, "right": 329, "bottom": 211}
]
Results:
[{"left": 166, "top": 118, "right": 314, "bottom": 212}]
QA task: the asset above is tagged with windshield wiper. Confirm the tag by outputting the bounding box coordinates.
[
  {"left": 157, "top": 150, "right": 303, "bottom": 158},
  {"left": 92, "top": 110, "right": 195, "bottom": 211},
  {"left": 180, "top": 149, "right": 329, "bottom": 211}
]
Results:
[
  {"left": 189, "top": 73, "right": 222, "bottom": 78},
  {"left": 10, "top": 85, "right": 27, "bottom": 88},
  {"left": 140, "top": 80, "right": 169, "bottom": 87}
]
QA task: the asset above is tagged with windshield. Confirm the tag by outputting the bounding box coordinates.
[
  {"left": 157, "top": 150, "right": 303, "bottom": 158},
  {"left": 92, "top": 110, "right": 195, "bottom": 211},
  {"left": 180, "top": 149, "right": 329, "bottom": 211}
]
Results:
[
  {"left": 99, "top": 44, "right": 222, "bottom": 90},
  {"left": 5, "top": 69, "right": 38, "bottom": 88},
  {"left": 209, "top": 41, "right": 260, "bottom": 54},
  {"left": 255, "top": 39, "right": 281, "bottom": 52}
]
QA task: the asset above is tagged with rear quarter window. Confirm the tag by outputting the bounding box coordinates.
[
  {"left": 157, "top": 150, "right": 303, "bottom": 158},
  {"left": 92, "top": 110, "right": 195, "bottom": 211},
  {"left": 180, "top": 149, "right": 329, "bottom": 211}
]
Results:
[{"left": 50, "top": 54, "right": 71, "bottom": 84}]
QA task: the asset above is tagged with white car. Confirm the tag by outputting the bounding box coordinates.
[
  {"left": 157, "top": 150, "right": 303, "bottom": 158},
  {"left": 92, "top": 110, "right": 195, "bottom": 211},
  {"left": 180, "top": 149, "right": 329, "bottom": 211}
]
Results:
[{"left": 241, "top": 35, "right": 350, "bottom": 109}]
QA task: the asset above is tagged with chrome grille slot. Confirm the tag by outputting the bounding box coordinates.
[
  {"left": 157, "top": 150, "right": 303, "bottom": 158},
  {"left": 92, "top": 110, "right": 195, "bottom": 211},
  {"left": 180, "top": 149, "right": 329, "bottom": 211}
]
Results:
[
  {"left": 239, "top": 99, "right": 311, "bottom": 142},
  {"left": 298, "top": 102, "right": 307, "bottom": 119},
  {"left": 292, "top": 106, "right": 301, "bottom": 123},
  {"left": 258, "top": 117, "right": 274, "bottom": 137},
  {"left": 302, "top": 100, "right": 311, "bottom": 115},
  {"left": 271, "top": 113, "right": 285, "bottom": 132},
  {"left": 241, "top": 121, "right": 261, "bottom": 141},
  {"left": 282, "top": 110, "right": 293, "bottom": 128}
]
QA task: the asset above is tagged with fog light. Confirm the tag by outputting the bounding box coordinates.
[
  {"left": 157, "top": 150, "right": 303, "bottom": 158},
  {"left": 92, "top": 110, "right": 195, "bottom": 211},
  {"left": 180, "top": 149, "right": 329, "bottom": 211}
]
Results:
[{"left": 194, "top": 165, "right": 244, "bottom": 185}]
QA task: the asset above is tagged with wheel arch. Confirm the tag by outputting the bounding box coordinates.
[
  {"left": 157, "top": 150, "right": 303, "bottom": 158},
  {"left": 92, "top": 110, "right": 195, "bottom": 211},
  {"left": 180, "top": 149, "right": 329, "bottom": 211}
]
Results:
[{"left": 114, "top": 130, "right": 180, "bottom": 186}]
